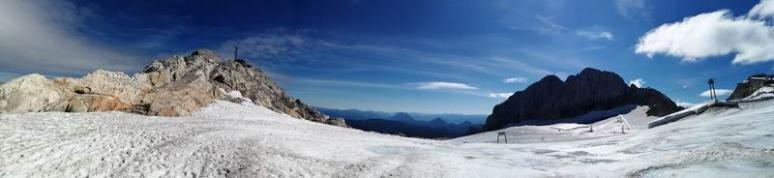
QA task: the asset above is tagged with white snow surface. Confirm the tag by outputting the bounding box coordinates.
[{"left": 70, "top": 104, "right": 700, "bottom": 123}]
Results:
[
  {"left": 453, "top": 106, "right": 657, "bottom": 144},
  {"left": 648, "top": 101, "right": 714, "bottom": 128},
  {"left": 2, "top": 101, "right": 774, "bottom": 177},
  {"left": 744, "top": 86, "right": 774, "bottom": 101}
]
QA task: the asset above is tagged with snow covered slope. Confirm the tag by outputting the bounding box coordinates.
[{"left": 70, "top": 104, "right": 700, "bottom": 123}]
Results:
[
  {"left": 2, "top": 101, "right": 774, "bottom": 177},
  {"left": 454, "top": 106, "right": 658, "bottom": 144}
]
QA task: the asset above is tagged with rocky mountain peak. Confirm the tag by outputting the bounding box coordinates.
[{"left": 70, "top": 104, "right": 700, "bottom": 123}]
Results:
[
  {"left": 728, "top": 74, "right": 774, "bottom": 100},
  {"left": 484, "top": 67, "right": 680, "bottom": 131},
  {"left": 0, "top": 49, "right": 344, "bottom": 126},
  {"left": 532, "top": 75, "right": 563, "bottom": 87}
]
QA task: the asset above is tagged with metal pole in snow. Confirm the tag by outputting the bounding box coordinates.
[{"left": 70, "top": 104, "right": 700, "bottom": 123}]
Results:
[
  {"left": 497, "top": 132, "right": 507, "bottom": 144},
  {"left": 618, "top": 115, "right": 632, "bottom": 130},
  {"left": 709, "top": 79, "right": 717, "bottom": 102}
]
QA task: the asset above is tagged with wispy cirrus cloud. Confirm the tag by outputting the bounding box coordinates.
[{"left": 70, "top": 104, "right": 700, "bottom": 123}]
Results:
[
  {"left": 532, "top": 15, "right": 567, "bottom": 34},
  {"left": 407, "top": 82, "right": 478, "bottom": 90},
  {"left": 615, "top": 0, "right": 651, "bottom": 21},
  {"left": 221, "top": 32, "right": 559, "bottom": 81},
  {"left": 487, "top": 92, "right": 513, "bottom": 99},
  {"left": 502, "top": 77, "right": 528, "bottom": 83},
  {"left": 296, "top": 78, "right": 408, "bottom": 90},
  {"left": 289, "top": 77, "right": 514, "bottom": 100},
  {"left": 219, "top": 30, "right": 579, "bottom": 103},
  {"left": 576, "top": 30, "right": 614, "bottom": 41},
  {"left": 219, "top": 32, "right": 318, "bottom": 61}
]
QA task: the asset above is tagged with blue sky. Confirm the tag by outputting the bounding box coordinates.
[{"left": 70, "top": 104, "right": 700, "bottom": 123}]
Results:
[{"left": 1, "top": 0, "right": 773, "bottom": 114}]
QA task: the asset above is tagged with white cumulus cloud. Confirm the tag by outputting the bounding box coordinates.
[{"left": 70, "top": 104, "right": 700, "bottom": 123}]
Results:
[
  {"left": 502, "top": 77, "right": 528, "bottom": 83},
  {"left": 629, "top": 78, "right": 646, "bottom": 88},
  {"left": 407, "top": 82, "right": 478, "bottom": 90},
  {"left": 749, "top": 0, "right": 774, "bottom": 18},
  {"left": 700, "top": 89, "right": 733, "bottom": 97},
  {"left": 635, "top": 4, "right": 774, "bottom": 64}
]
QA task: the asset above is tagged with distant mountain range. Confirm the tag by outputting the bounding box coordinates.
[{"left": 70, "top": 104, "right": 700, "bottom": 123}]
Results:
[
  {"left": 318, "top": 108, "right": 483, "bottom": 138},
  {"left": 347, "top": 113, "right": 476, "bottom": 138},
  {"left": 316, "top": 107, "right": 486, "bottom": 124}
]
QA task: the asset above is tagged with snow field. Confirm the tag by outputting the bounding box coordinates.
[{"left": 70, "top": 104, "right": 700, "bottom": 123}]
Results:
[{"left": 2, "top": 100, "right": 774, "bottom": 177}]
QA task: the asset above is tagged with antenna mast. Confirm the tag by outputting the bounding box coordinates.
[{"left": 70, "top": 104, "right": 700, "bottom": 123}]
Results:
[{"left": 234, "top": 45, "right": 238, "bottom": 60}]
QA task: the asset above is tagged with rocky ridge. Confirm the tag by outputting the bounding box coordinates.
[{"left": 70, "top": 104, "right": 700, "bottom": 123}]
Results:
[
  {"left": 484, "top": 68, "right": 680, "bottom": 131},
  {"left": 727, "top": 74, "right": 774, "bottom": 101},
  {"left": 0, "top": 49, "right": 345, "bottom": 126}
]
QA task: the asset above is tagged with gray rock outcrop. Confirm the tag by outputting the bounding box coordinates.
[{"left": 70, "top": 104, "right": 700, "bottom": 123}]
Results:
[
  {"left": 483, "top": 68, "right": 680, "bottom": 131},
  {"left": 727, "top": 74, "right": 774, "bottom": 100},
  {"left": 0, "top": 49, "right": 341, "bottom": 126}
]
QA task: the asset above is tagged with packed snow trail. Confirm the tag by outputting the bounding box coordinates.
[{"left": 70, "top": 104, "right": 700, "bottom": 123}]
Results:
[{"left": 2, "top": 101, "right": 774, "bottom": 177}]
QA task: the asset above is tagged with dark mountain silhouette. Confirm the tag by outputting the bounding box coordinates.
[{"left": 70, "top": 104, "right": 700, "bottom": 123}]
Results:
[
  {"left": 346, "top": 119, "right": 462, "bottom": 138},
  {"left": 391, "top": 112, "right": 419, "bottom": 124},
  {"left": 428, "top": 118, "right": 448, "bottom": 127},
  {"left": 484, "top": 67, "right": 681, "bottom": 131},
  {"left": 315, "top": 107, "right": 392, "bottom": 121},
  {"left": 316, "top": 107, "right": 485, "bottom": 124},
  {"left": 344, "top": 113, "right": 478, "bottom": 138}
]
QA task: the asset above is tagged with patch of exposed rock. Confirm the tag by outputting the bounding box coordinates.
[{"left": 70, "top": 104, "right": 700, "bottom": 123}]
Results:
[
  {"left": 0, "top": 49, "right": 341, "bottom": 126},
  {"left": 483, "top": 68, "right": 680, "bottom": 131},
  {"left": 727, "top": 74, "right": 774, "bottom": 100}
]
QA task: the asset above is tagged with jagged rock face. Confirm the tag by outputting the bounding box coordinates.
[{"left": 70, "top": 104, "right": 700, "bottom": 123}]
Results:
[
  {"left": 484, "top": 68, "right": 680, "bottom": 131},
  {"left": 727, "top": 74, "right": 774, "bottom": 100},
  {"left": 0, "top": 74, "right": 69, "bottom": 113},
  {"left": 0, "top": 49, "right": 337, "bottom": 125}
]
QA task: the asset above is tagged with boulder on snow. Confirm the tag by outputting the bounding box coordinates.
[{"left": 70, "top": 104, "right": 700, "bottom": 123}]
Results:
[{"left": 325, "top": 118, "right": 348, "bottom": 127}]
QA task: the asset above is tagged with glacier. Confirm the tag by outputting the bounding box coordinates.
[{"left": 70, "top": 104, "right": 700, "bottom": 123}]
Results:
[{"left": 1, "top": 99, "right": 774, "bottom": 177}]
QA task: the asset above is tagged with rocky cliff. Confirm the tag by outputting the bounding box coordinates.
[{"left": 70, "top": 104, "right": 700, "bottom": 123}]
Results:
[
  {"left": 727, "top": 74, "right": 774, "bottom": 101},
  {"left": 484, "top": 68, "right": 680, "bottom": 131},
  {"left": 0, "top": 49, "right": 345, "bottom": 126}
]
